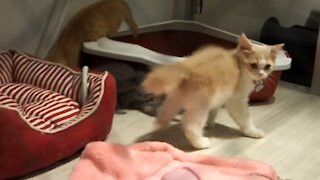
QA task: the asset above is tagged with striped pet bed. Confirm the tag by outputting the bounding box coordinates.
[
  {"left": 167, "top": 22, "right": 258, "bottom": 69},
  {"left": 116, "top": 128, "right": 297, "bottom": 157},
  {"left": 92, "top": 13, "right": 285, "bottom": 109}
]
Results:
[
  {"left": 0, "top": 50, "right": 106, "bottom": 133},
  {"left": 0, "top": 49, "right": 116, "bottom": 180}
]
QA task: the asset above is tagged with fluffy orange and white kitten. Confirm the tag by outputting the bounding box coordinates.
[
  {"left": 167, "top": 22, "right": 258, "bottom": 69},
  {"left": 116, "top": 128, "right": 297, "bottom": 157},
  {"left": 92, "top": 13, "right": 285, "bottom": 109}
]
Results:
[
  {"left": 142, "top": 33, "right": 283, "bottom": 149},
  {"left": 47, "top": 0, "right": 138, "bottom": 68}
]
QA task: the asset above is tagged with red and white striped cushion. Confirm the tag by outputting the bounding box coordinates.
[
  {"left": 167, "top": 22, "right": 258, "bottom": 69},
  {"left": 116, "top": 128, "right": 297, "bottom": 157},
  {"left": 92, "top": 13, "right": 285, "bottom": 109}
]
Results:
[
  {"left": 0, "top": 93, "right": 18, "bottom": 109},
  {"left": 0, "top": 50, "right": 107, "bottom": 133},
  {"left": 0, "top": 83, "right": 80, "bottom": 131},
  {"left": 12, "top": 52, "right": 80, "bottom": 102}
]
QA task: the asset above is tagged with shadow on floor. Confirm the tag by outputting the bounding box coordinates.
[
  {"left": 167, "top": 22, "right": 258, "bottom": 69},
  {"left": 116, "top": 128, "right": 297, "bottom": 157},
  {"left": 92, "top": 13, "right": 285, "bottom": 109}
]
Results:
[{"left": 136, "top": 122, "right": 243, "bottom": 152}]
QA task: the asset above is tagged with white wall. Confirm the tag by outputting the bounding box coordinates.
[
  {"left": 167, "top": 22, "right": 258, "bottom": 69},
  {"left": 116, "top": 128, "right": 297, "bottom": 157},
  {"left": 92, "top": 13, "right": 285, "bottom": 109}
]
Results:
[
  {"left": 0, "top": 0, "right": 54, "bottom": 54},
  {"left": 194, "top": 0, "right": 320, "bottom": 40},
  {"left": 125, "top": 0, "right": 175, "bottom": 27}
]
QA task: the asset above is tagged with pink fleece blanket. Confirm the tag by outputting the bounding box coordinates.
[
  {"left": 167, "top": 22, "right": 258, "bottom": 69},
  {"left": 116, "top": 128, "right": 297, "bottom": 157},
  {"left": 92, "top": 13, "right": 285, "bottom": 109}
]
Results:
[{"left": 69, "top": 141, "right": 277, "bottom": 180}]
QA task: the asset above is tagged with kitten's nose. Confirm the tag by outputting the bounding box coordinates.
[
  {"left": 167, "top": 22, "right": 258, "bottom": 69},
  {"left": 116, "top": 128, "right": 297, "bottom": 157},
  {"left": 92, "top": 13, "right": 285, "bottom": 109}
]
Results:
[
  {"left": 259, "top": 70, "right": 266, "bottom": 79},
  {"left": 259, "top": 70, "right": 264, "bottom": 75}
]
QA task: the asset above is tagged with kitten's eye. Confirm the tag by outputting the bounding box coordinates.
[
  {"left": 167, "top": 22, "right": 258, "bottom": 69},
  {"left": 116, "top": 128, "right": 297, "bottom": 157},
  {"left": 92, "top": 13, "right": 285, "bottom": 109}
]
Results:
[
  {"left": 264, "top": 64, "right": 271, "bottom": 70},
  {"left": 250, "top": 63, "right": 258, "bottom": 69}
]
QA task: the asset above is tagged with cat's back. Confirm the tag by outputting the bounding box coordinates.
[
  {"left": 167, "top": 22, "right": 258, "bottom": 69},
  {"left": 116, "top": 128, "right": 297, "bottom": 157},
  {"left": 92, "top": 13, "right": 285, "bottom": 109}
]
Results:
[
  {"left": 184, "top": 46, "right": 239, "bottom": 75},
  {"left": 181, "top": 46, "right": 240, "bottom": 94},
  {"left": 63, "top": 0, "right": 129, "bottom": 37}
]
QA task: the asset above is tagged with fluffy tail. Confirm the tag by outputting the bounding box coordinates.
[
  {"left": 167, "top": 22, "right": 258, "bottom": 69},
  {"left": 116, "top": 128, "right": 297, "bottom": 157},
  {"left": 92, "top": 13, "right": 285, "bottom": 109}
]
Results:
[{"left": 142, "top": 64, "right": 189, "bottom": 96}]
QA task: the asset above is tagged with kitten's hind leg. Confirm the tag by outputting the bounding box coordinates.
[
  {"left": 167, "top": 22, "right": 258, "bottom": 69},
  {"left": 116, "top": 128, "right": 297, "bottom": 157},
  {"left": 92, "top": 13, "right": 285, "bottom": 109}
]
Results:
[
  {"left": 182, "top": 107, "right": 211, "bottom": 149},
  {"left": 155, "top": 94, "right": 183, "bottom": 129},
  {"left": 225, "top": 98, "right": 265, "bottom": 138},
  {"left": 206, "top": 109, "right": 218, "bottom": 128}
]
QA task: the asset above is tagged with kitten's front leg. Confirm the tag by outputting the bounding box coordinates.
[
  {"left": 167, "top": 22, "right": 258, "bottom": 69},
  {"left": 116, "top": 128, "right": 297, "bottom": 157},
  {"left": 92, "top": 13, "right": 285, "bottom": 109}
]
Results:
[{"left": 225, "top": 98, "right": 265, "bottom": 138}]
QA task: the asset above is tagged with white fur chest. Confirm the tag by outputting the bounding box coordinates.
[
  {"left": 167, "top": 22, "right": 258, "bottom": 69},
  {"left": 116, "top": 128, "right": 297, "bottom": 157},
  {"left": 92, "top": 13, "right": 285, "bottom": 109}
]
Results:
[{"left": 234, "top": 74, "right": 255, "bottom": 99}]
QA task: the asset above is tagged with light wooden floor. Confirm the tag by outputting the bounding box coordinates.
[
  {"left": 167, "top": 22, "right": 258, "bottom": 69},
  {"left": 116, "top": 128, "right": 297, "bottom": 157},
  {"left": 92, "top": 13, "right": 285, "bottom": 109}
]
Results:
[{"left": 28, "top": 84, "right": 320, "bottom": 180}]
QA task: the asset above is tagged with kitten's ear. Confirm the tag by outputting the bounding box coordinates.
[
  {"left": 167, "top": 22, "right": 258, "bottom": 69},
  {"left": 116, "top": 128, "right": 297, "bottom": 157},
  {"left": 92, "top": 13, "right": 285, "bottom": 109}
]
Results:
[
  {"left": 238, "top": 33, "right": 252, "bottom": 51},
  {"left": 270, "top": 44, "right": 284, "bottom": 60},
  {"left": 271, "top": 43, "right": 284, "bottom": 53}
]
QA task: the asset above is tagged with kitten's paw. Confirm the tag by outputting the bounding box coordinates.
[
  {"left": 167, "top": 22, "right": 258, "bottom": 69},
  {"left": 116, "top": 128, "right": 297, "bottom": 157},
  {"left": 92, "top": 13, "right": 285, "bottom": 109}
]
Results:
[
  {"left": 190, "top": 137, "right": 211, "bottom": 149},
  {"left": 243, "top": 128, "right": 265, "bottom": 138}
]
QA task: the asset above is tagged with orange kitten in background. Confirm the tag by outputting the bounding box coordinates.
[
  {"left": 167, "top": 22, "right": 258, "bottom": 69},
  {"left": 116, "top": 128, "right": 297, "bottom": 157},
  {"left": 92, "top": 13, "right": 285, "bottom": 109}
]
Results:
[
  {"left": 142, "top": 33, "right": 283, "bottom": 149},
  {"left": 46, "top": 0, "right": 138, "bottom": 68}
]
